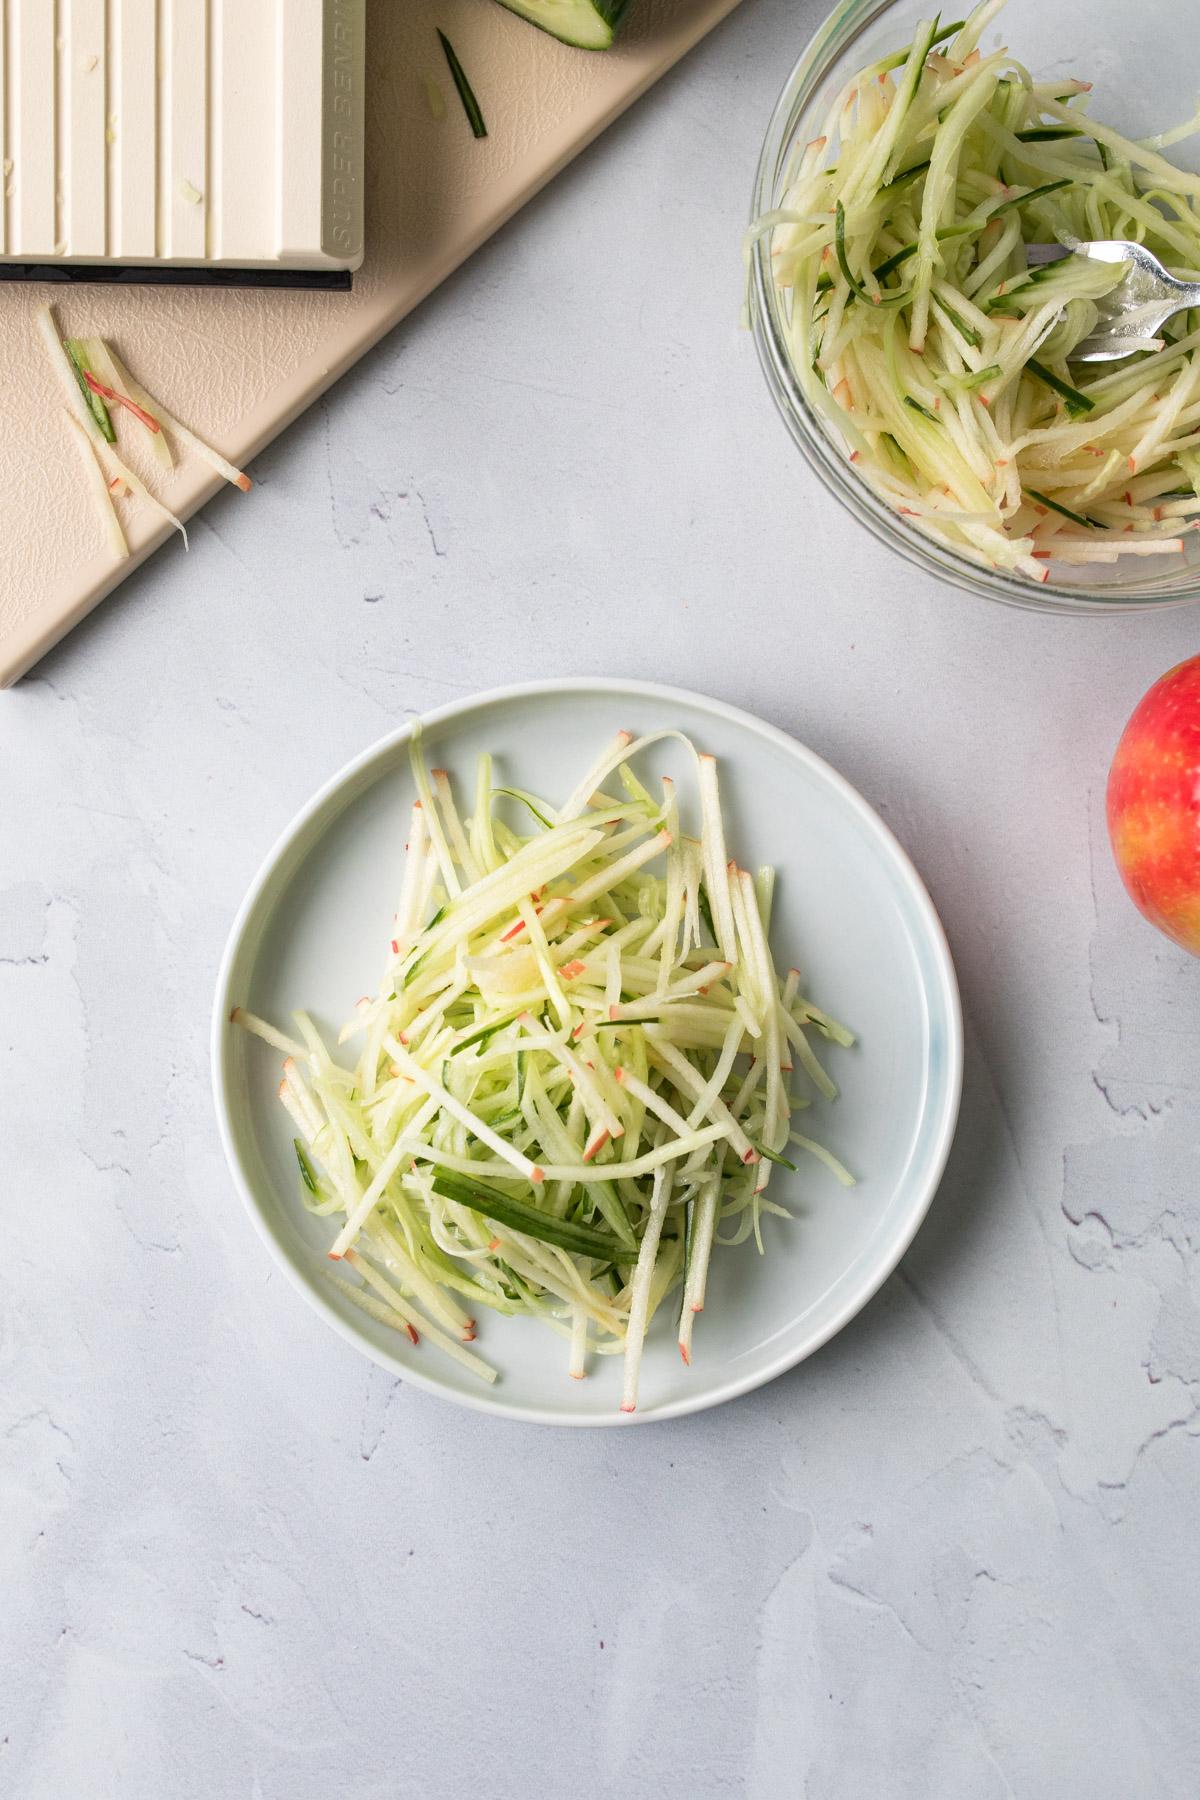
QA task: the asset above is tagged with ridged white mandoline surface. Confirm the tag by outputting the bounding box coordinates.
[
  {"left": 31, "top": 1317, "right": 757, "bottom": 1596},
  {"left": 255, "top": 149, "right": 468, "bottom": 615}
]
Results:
[
  {"left": 0, "top": 0, "right": 364, "bottom": 268},
  {"left": 0, "top": 0, "right": 742, "bottom": 686}
]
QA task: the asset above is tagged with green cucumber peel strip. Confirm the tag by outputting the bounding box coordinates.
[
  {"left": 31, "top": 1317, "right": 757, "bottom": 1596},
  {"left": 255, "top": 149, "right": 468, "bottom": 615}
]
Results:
[
  {"left": 65, "top": 338, "right": 116, "bottom": 442},
  {"left": 889, "top": 14, "right": 942, "bottom": 127},
  {"left": 957, "top": 363, "right": 1002, "bottom": 392},
  {"left": 835, "top": 201, "right": 873, "bottom": 302},
  {"left": 589, "top": 1180, "right": 638, "bottom": 1250},
  {"left": 437, "top": 30, "right": 487, "bottom": 138},
  {"left": 1025, "top": 358, "right": 1095, "bottom": 416},
  {"left": 987, "top": 177, "right": 1072, "bottom": 217},
  {"left": 873, "top": 19, "right": 965, "bottom": 75},
  {"left": 882, "top": 156, "right": 931, "bottom": 192},
  {"left": 1015, "top": 125, "right": 1083, "bottom": 142},
  {"left": 937, "top": 301, "right": 982, "bottom": 347},
  {"left": 492, "top": 787, "right": 556, "bottom": 829},
  {"left": 398, "top": 902, "right": 449, "bottom": 990},
  {"left": 1026, "top": 488, "right": 1103, "bottom": 529},
  {"left": 295, "top": 1139, "right": 322, "bottom": 1196},
  {"left": 431, "top": 1171, "right": 639, "bottom": 1261},
  {"left": 749, "top": 1138, "right": 798, "bottom": 1173},
  {"left": 841, "top": 205, "right": 910, "bottom": 309},
  {"left": 450, "top": 1012, "right": 521, "bottom": 1055}
]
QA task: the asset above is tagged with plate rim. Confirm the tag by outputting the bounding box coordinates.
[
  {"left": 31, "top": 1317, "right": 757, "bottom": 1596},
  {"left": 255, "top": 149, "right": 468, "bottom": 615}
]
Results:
[{"left": 211, "top": 675, "right": 964, "bottom": 1427}]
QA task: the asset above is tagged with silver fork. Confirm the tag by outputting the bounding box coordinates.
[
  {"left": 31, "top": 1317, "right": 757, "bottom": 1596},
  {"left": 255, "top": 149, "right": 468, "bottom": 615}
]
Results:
[{"left": 1025, "top": 239, "right": 1200, "bottom": 362}]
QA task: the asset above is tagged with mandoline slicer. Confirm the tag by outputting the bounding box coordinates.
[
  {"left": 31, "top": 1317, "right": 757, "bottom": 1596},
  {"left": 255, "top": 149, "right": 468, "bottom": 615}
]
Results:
[{"left": 0, "top": 0, "right": 364, "bottom": 289}]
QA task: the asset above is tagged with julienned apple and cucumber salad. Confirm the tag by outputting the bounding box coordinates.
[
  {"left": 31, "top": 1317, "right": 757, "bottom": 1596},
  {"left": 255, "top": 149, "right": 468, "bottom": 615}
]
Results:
[
  {"left": 235, "top": 729, "right": 855, "bottom": 1411},
  {"left": 756, "top": 0, "right": 1200, "bottom": 580}
]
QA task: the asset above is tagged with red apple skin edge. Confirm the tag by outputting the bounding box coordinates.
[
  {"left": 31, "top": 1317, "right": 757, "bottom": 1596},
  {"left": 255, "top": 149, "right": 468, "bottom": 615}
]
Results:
[{"left": 1107, "top": 655, "right": 1200, "bottom": 956}]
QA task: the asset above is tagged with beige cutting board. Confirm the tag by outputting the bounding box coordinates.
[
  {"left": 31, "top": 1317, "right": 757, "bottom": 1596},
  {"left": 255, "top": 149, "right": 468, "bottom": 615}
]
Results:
[{"left": 0, "top": 0, "right": 742, "bottom": 687}]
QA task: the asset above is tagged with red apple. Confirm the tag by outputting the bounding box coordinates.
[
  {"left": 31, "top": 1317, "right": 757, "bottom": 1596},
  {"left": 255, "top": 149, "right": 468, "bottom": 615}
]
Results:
[{"left": 1107, "top": 656, "right": 1200, "bottom": 954}]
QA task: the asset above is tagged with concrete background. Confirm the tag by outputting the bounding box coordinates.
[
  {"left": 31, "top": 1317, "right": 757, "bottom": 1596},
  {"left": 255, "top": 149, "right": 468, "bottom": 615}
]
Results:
[{"left": 3, "top": 0, "right": 1199, "bottom": 1792}]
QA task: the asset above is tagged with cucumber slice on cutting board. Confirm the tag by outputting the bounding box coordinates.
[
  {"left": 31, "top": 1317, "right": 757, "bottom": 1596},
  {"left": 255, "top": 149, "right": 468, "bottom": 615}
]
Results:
[{"left": 495, "top": 0, "right": 631, "bottom": 51}]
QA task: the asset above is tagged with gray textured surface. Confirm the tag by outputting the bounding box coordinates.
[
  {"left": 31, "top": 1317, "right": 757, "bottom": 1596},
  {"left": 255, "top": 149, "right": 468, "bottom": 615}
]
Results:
[{"left": 3, "top": 1, "right": 1200, "bottom": 1793}]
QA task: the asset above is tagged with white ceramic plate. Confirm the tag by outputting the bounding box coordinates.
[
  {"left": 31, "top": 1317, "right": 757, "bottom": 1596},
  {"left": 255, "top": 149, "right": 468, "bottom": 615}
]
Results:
[{"left": 212, "top": 679, "right": 962, "bottom": 1425}]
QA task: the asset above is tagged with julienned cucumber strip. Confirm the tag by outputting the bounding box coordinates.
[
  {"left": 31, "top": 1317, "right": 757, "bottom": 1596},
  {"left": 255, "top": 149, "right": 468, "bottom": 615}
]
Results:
[
  {"left": 835, "top": 202, "right": 872, "bottom": 300},
  {"left": 494, "top": 0, "right": 631, "bottom": 51},
  {"left": 1025, "top": 359, "right": 1094, "bottom": 417},
  {"left": 958, "top": 363, "right": 1002, "bottom": 392},
  {"left": 65, "top": 339, "right": 116, "bottom": 443},
  {"left": 883, "top": 157, "right": 931, "bottom": 191},
  {"left": 295, "top": 1139, "right": 322, "bottom": 1195},
  {"left": 450, "top": 1012, "right": 521, "bottom": 1055},
  {"left": 986, "top": 178, "right": 1073, "bottom": 219},
  {"left": 937, "top": 301, "right": 982, "bottom": 348},
  {"left": 493, "top": 787, "right": 555, "bottom": 828},
  {"left": 1014, "top": 125, "right": 1083, "bottom": 142},
  {"left": 749, "top": 1139, "right": 798, "bottom": 1173},
  {"left": 875, "top": 18, "right": 966, "bottom": 74},
  {"left": 437, "top": 30, "right": 486, "bottom": 138},
  {"left": 591, "top": 1180, "right": 638, "bottom": 1251},
  {"left": 1026, "top": 488, "right": 1101, "bottom": 529}
]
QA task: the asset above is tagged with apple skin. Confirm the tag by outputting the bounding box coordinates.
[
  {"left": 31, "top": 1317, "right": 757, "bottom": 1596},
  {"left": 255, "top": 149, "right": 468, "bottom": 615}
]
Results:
[{"left": 1107, "top": 656, "right": 1200, "bottom": 954}]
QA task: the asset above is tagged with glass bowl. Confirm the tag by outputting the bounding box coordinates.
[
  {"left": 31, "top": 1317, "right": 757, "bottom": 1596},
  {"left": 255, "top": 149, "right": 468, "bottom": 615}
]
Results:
[{"left": 748, "top": 0, "right": 1200, "bottom": 614}]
